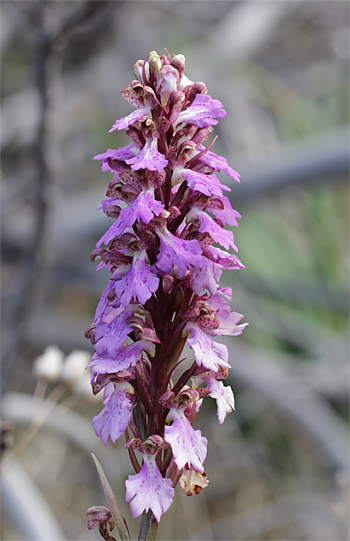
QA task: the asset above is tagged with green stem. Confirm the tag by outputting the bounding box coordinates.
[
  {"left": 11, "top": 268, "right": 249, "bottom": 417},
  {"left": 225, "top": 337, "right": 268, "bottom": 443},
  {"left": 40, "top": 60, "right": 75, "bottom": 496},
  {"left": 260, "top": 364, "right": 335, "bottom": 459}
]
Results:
[{"left": 138, "top": 510, "right": 158, "bottom": 541}]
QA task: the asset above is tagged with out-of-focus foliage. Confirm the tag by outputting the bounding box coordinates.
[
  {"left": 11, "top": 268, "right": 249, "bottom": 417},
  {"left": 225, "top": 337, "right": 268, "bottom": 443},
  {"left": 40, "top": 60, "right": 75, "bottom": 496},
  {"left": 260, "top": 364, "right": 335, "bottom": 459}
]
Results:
[{"left": 1, "top": 1, "right": 349, "bottom": 540}]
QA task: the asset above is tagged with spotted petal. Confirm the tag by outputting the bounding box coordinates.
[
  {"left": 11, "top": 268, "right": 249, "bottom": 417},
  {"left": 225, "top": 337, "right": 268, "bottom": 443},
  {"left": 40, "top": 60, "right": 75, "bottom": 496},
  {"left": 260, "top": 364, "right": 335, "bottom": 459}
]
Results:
[
  {"left": 126, "top": 138, "right": 168, "bottom": 173},
  {"left": 175, "top": 94, "right": 226, "bottom": 128},
  {"left": 92, "top": 382, "right": 134, "bottom": 446},
  {"left": 164, "top": 408, "right": 207, "bottom": 473},
  {"left": 184, "top": 322, "right": 230, "bottom": 372},
  {"left": 156, "top": 226, "right": 202, "bottom": 278},
  {"left": 93, "top": 144, "right": 139, "bottom": 171},
  {"left": 95, "top": 305, "right": 135, "bottom": 359},
  {"left": 125, "top": 454, "right": 174, "bottom": 522},
  {"left": 198, "top": 145, "right": 240, "bottom": 182},
  {"left": 96, "top": 190, "right": 164, "bottom": 247},
  {"left": 109, "top": 105, "right": 152, "bottom": 132},
  {"left": 187, "top": 208, "right": 237, "bottom": 251},
  {"left": 114, "top": 250, "right": 159, "bottom": 306}
]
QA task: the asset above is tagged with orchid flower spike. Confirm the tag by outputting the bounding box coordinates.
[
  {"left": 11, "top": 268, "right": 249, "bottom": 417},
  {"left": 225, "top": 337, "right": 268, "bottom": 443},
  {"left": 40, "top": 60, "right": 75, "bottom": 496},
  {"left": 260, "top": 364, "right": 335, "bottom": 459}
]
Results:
[{"left": 86, "top": 50, "right": 247, "bottom": 534}]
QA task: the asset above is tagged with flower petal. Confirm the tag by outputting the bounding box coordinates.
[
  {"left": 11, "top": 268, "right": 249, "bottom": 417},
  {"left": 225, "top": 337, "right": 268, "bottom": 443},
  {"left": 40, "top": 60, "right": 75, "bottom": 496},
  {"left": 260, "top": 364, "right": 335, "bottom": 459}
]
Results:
[
  {"left": 126, "top": 138, "right": 168, "bottom": 173},
  {"left": 92, "top": 383, "right": 133, "bottom": 446},
  {"left": 156, "top": 227, "right": 202, "bottom": 278},
  {"left": 187, "top": 208, "right": 237, "bottom": 251},
  {"left": 93, "top": 144, "right": 139, "bottom": 171},
  {"left": 114, "top": 251, "right": 159, "bottom": 306},
  {"left": 96, "top": 190, "right": 164, "bottom": 246},
  {"left": 164, "top": 409, "right": 207, "bottom": 473},
  {"left": 185, "top": 322, "right": 230, "bottom": 372},
  {"left": 125, "top": 455, "right": 174, "bottom": 522},
  {"left": 177, "top": 168, "right": 228, "bottom": 198},
  {"left": 88, "top": 339, "right": 154, "bottom": 384},
  {"left": 198, "top": 145, "right": 240, "bottom": 182},
  {"left": 109, "top": 106, "right": 152, "bottom": 132},
  {"left": 195, "top": 376, "right": 235, "bottom": 425},
  {"left": 175, "top": 94, "right": 226, "bottom": 128},
  {"left": 95, "top": 306, "right": 135, "bottom": 359}
]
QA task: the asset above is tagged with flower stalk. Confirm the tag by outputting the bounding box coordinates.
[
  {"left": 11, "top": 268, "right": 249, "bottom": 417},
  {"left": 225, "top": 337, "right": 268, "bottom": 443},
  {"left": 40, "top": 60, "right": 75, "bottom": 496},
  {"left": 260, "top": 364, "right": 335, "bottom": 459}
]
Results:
[
  {"left": 138, "top": 510, "right": 158, "bottom": 541},
  {"left": 86, "top": 50, "right": 247, "bottom": 540}
]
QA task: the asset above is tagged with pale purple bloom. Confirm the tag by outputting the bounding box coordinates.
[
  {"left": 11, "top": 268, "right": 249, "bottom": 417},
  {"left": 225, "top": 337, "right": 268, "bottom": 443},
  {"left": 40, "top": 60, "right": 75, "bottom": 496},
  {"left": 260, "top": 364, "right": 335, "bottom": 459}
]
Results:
[
  {"left": 97, "top": 197, "right": 122, "bottom": 213},
  {"left": 88, "top": 339, "right": 155, "bottom": 384},
  {"left": 197, "top": 145, "right": 241, "bottom": 182},
  {"left": 213, "top": 311, "right": 247, "bottom": 337},
  {"left": 184, "top": 322, "right": 230, "bottom": 372},
  {"left": 109, "top": 105, "right": 152, "bottom": 132},
  {"left": 96, "top": 222, "right": 130, "bottom": 249},
  {"left": 119, "top": 189, "right": 165, "bottom": 226},
  {"left": 208, "top": 195, "right": 241, "bottom": 227},
  {"left": 155, "top": 226, "right": 202, "bottom": 278},
  {"left": 187, "top": 207, "right": 238, "bottom": 251},
  {"left": 93, "top": 144, "right": 139, "bottom": 171},
  {"left": 205, "top": 295, "right": 248, "bottom": 337},
  {"left": 125, "top": 453, "right": 174, "bottom": 522},
  {"left": 175, "top": 94, "right": 226, "bottom": 128},
  {"left": 126, "top": 138, "right": 168, "bottom": 173},
  {"left": 217, "top": 286, "right": 233, "bottom": 301},
  {"left": 96, "top": 190, "right": 164, "bottom": 247},
  {"left": 194, "top": 375, "right": 235, "bottom": 425},
  {"left": 92, "top": 382, "right": 134, "bottom": 446},
  {"left": 95, "top": 305, "right": 136, "bottom": 359},
  {"left": 164, "top": 407, "right": 207, "bottom": 473},
  {"left": 204, "top": 245, "right": 244, "bottom": 270},
  {"left": 114, "top": 250, "right": 159, "bottom": 306},
  {"left": 87, "top": 51, "right": 247, "bottom": 529},
  {"left": 94, "top": 280, "right": 116, "bottom": 322},
  {"left": 173, "top": 167, "right": 228, "bottom": 197},
  {"left": 191, "top": 256, "right": 222, "bottom": 296}
]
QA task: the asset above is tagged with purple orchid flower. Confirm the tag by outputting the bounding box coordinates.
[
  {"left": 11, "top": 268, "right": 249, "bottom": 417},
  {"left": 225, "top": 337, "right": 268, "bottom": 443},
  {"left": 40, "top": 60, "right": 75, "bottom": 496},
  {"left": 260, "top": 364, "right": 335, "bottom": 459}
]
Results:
[{"left": 86, "top": 50, "right": 247, "bottom": 538}]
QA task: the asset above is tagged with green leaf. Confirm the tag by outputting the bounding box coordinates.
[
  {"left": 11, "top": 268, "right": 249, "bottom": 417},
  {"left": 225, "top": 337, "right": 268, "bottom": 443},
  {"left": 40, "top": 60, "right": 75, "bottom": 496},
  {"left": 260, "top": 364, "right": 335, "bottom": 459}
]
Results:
[{"left": 92, "top": 453, "right": 131, "bottom": 541}]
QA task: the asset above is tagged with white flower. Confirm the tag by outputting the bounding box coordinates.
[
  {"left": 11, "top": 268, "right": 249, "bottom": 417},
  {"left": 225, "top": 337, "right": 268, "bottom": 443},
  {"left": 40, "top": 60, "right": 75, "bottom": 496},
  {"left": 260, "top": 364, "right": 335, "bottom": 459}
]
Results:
[
  {"left": 61, "top": 349, "right": 91, "bottom": 385},
  {"left": 33, "top": 345, "right": 64, "bottom": 382}
]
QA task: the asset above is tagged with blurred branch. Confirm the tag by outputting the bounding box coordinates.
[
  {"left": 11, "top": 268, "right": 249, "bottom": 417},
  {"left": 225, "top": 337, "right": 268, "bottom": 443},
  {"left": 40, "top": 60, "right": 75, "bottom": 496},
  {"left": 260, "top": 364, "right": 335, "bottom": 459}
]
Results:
[
  {"left": 49, "top": 1, "right": 110, "bottom": 49},
  {"left": 2, "top": 390, "right": 130, "bottom": 498},
  {"left": 2, "top": 392, "right": 101, "bottom": 457},
  {"left": 1, "top": 0, "right": 109, "bottom": 394},
  {"left": 199, "top": 490, "right": 348, "bottom": 540},
  {"left": 235, "top": 274, "right": 350, "bottom": 312},
  {"left": 2, "top": 458, "right": 67, "bottom": 541},
  {"left": 226, "top": 340, "right": 350, "bottom": 471},
  {"left": 228, "top": 126, "right": 350, "bottom": 203}
]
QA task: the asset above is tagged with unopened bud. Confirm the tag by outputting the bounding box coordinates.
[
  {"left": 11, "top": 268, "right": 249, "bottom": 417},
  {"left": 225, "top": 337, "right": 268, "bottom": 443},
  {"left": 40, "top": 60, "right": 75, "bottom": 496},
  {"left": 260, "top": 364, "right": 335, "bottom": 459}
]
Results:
[
  {"left": 132, "top": 60, "right": 144, "bottom": 82},
  {"left": 132, "top": 60, "right": 149, "bottom": 85},
  {"left": 148, "top": 51, "right": 162, "bottom": 78},
  {"left": 86, "top": 506, "right": 113, "bottom": 531},
  {"left": 162, "top": 274, "right": 174, "bottom": 293},
  {"left": 185, "top": 81, "right": 207, "bottom": 104},
  {"left": 170, "top": 54, "right": 185, "bottom": 78},
  {"left": 84, "top": 323, "right": 97, "bottom": 344},
  {"left": 156, "top": 65, "right": 180, "bottom": 107}
]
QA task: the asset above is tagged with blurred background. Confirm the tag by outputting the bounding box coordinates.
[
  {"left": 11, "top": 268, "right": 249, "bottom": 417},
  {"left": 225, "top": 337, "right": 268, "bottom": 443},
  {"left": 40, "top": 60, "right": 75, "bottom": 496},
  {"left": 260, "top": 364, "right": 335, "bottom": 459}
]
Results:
[{"left": 1, "top": 1, "right": 349, "bottom": 540}]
